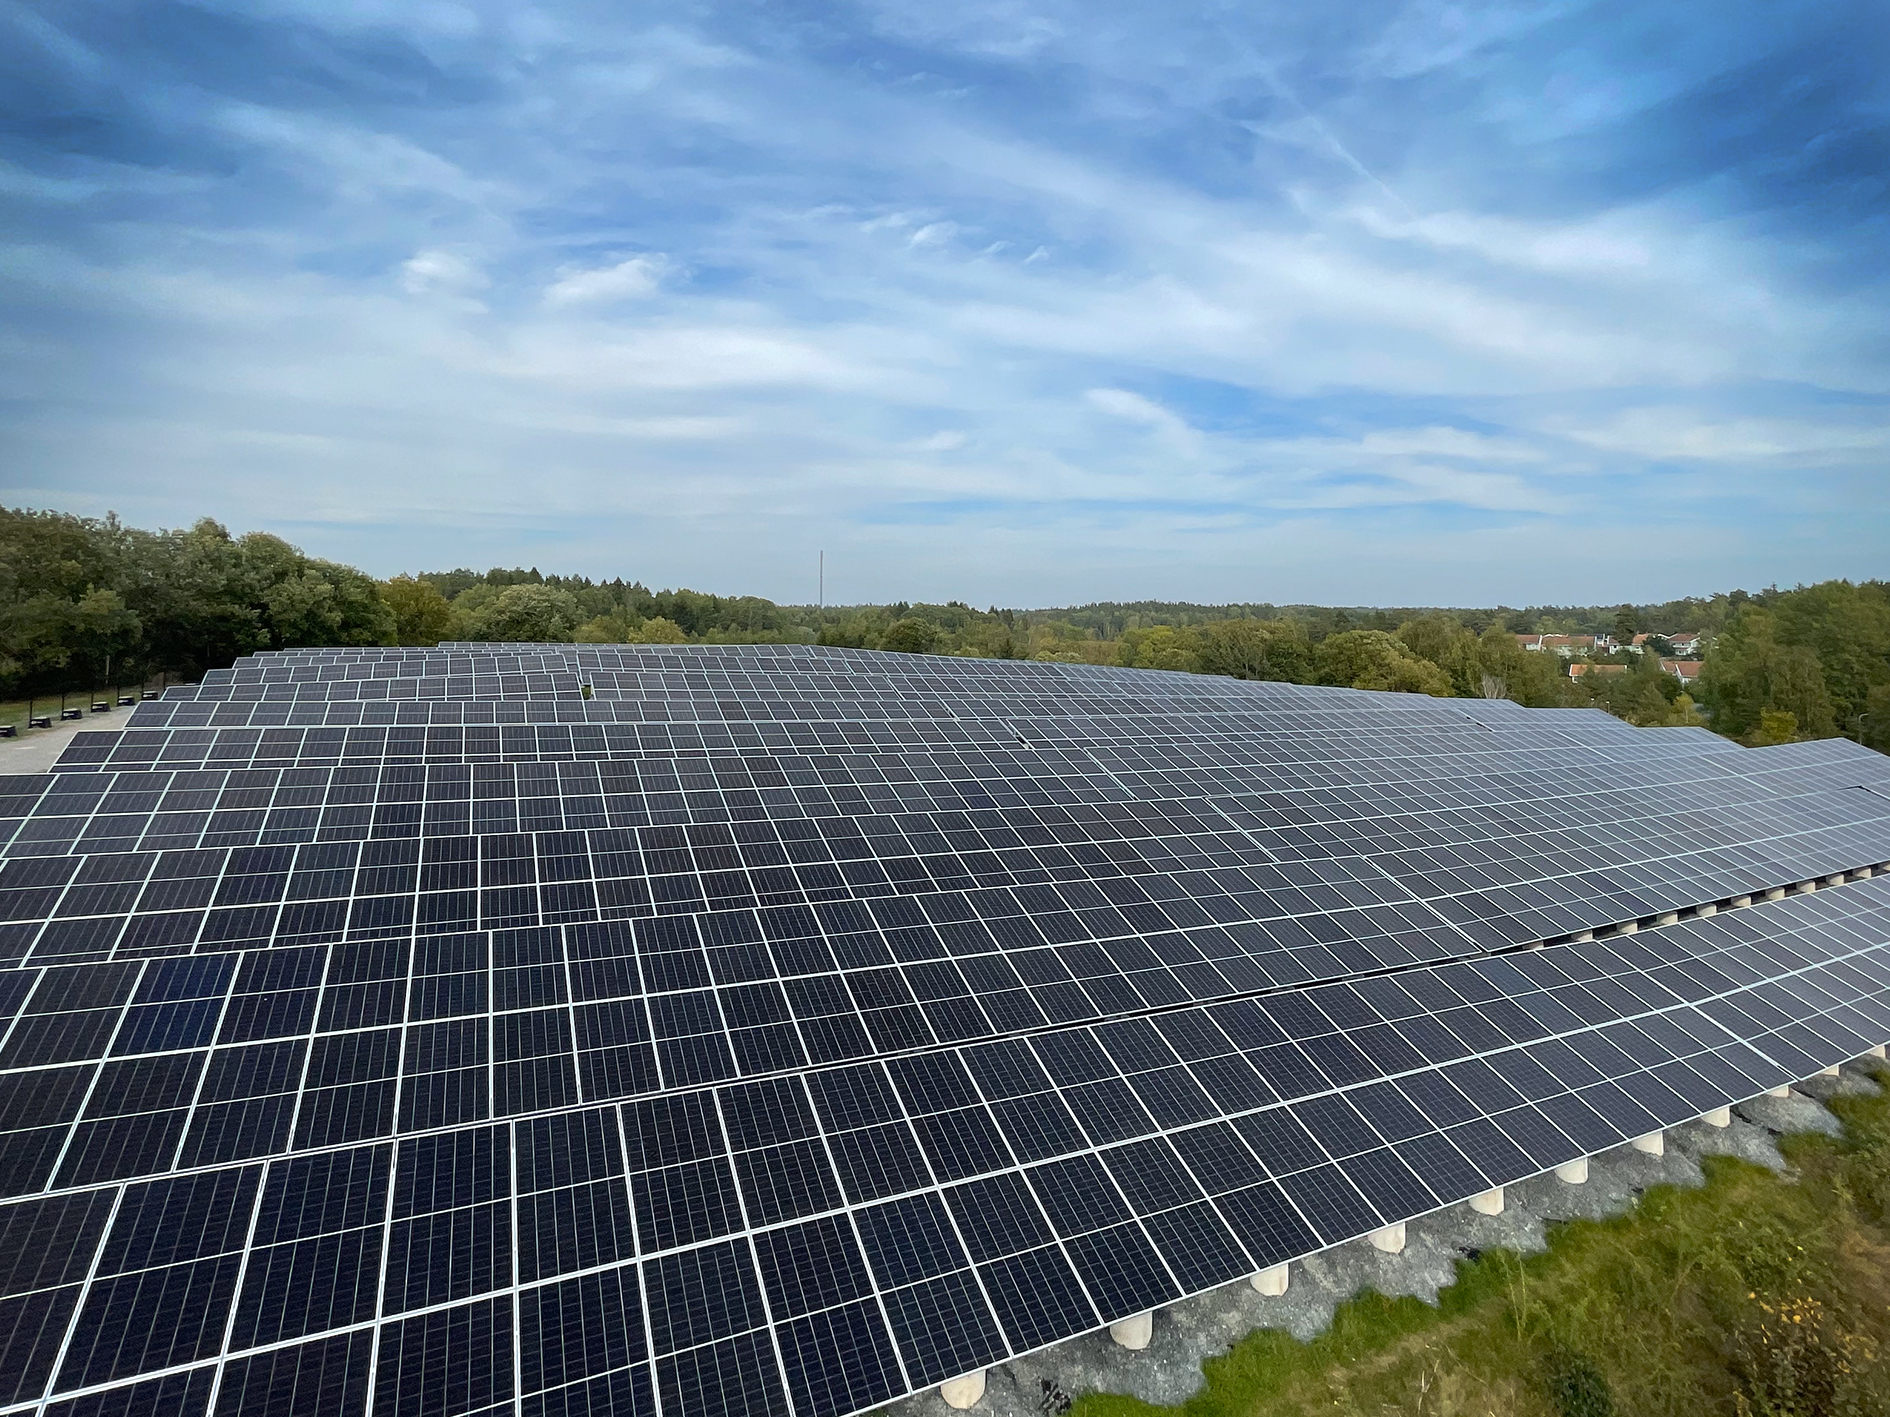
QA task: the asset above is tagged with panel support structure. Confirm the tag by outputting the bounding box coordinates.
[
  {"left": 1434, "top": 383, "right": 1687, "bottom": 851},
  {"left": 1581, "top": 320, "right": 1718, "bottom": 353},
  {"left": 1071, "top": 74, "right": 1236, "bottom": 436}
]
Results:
[
  {"left": 1109, "top": 1313, "right": 1153, "bottom": 1350},
  {"left": 1251, "top": 1265, "right": 1289, "bottom": 1296},
  {"left": 1469, "top": 1187, "right": 1505, "bottom": 1215},
  {"left": 940, "top": 1371, "right": 987, "bottom": 1409}
]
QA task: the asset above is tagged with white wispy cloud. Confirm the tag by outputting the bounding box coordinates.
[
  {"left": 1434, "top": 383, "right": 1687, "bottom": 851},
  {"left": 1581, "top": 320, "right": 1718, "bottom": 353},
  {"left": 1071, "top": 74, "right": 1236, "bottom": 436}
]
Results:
[
  {"left": 0, "top": 0, "right": 1882, "bottom": 604},
  {"left": 542, "top": 254, "right": 671, "bottom": 306},
  {"left": 400, "top": 248, "right": 489, "bottom": 296}
]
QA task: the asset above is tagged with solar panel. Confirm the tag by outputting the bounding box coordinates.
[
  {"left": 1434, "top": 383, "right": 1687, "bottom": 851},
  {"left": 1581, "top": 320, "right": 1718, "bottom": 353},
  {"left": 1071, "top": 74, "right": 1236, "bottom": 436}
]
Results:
[{"left": 1, "top": 642, "right": 1887, "bottom": 1417}]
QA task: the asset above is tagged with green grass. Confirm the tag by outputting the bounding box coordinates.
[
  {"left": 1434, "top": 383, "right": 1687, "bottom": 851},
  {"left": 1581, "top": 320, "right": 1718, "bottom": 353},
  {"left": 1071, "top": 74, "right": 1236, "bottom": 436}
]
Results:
[{"left": 1079, "top": 1064, "right": 1890, "bottom": 1417}]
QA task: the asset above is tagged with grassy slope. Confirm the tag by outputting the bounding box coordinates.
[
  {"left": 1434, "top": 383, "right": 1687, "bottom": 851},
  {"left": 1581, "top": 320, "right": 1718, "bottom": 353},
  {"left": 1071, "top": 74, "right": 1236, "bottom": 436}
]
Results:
[{"left": 1079, "top": 1064, "right": 1890, "bottom": 1417}]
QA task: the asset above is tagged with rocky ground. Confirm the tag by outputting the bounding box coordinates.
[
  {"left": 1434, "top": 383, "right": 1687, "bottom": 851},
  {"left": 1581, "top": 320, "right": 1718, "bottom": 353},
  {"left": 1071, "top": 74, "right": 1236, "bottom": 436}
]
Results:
[{"left": 884, "top": 1061, "right": 1884, "bottom": 1416}]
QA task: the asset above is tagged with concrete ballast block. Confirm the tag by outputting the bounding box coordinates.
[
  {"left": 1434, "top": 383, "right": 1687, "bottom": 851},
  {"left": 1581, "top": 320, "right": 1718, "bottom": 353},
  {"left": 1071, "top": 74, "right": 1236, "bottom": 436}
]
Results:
[
  {"left": 1765, "top": 888, "right": 1786, "bottom": 901},
  {"left": 1250, "top": 1264, "right": 1289, "bottom": 1296},
  {"left": 1469, "top": 1187, "right": 1505, "bottom": 1215},
  {"left": 1109, "top": 1312, "right": 1152, "bottom": 1350},
  {"left": 1696, "top": 903, "right": 1718, "bottom": 917},
  {"left": 1654, "top": 912, "right": 1679, "bottom": 926},
  {"left": 1767, "top": 1086, "right": 1791, "bottom": 1098},
  {"left": 1819, "top": 1065, "right": 1841, "bottom": 1077},
  {"left": 940, "top": 1371, "right": 986, "bottom": 1409},
  {"left": 1367, "top": 1221, "right": 1407, "bottom": 1254},
  {"left": 1703, "top": 1106, "right": 1731, "bottom": 1127},
  {"left": 1868, "top": 1045, "right": 1887, "bottom": 1059},
  {"left": 1554, "top": 1157, "right": 1589, "bottom": 1184},
  {"left": 1731, "top": 895, "right": 1752, "bottom": 908},
  {"left": 1630, "top": 1131, "right": 1665, "bottom": 1156}
]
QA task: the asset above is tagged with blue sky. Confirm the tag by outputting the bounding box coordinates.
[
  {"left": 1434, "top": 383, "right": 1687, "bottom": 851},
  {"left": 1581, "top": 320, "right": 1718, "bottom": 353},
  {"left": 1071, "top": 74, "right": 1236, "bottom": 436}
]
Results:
[{"left": 1, "top": 0, "right": 1885, "bottom": 607}]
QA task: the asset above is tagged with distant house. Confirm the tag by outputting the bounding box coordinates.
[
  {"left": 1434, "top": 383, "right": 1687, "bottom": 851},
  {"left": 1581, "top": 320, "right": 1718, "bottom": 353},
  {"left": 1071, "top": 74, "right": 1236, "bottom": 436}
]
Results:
[
  {"left": 1515, "top": 633, "right": 1612, "bottom": 657},
  {"left": 1660, "top": 658, "right": 1703, "bottom": 686},
  {"left": 1568, "top": 663, "right": 1629, "bottom": 677},
  {"left": 1628, "top": 631, "right": 1704, "bottom": 657}
]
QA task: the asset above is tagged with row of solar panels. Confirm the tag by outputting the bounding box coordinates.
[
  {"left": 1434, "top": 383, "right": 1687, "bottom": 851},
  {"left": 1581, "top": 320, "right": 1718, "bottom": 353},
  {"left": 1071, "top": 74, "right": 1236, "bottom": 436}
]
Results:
[
  {"left": 5, "top": 747, "right": 1886, "bottom": 975},
  {"left": 0, "top": 880, "right": 1885, "bottom": 1416},
  {"left": 1, "top": 644, "right": 1886, "bottom": 1417}
]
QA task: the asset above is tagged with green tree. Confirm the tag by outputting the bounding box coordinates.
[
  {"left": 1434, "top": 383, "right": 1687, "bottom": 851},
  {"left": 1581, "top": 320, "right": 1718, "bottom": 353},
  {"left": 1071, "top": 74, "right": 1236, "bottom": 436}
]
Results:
[
  {"left": 1612, "top": 603, "right": 1638, "bottom": 645},
  {"left": 463, "top": 584, "right": 582, "bottom": 642},
  {"left": 1767, "top": 579, "right": 1890, "bottom": 733},
  {"left": 624, "top": 616, "right": 687, "bottom": 644},
  {"left": 262, "top": 563, "right": 395, "bottom": 649},
  {"left": 880, "top": 617, "right": 940, "bottom": 654},
  {"left": 382, "top": 575, "right": 457, "bottom": 646},
  {"left": 816, "top": 621, "right": 870, "bottom": 649},
  {"left": 1469, "top": 628, "right": 1569, "bottom": 706},
  {"left": 1118, "top": 625, "right": 1200, "bottom": 672},
  {"left": 1195, "top": 619, "right": 1313, "bottom": 682},
  {"left": 1860, "top": 683, "right": 1890, "bottom": 753},
  {"left": 1698, "top": 609, "right": 1839, "bottom": 740},
  {"left": 575, "top": 609, "right": 637, "bottom": 643},
  {"left": 1316, "top": 630, "right": 1454, "bottom": 696},
  {"left": 1395, "top": 613, "right": 1478, "bottom": 693},
  {"left": 120, "top": 519, "right": 270, "bottom": 676},
  {"left": 1751, "top": 709, "right": 1801, "bottom": 745}
]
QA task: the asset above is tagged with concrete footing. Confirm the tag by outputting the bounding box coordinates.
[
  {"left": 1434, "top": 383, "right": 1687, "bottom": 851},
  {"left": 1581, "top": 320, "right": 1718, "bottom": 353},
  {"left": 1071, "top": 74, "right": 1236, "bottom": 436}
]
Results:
[
  {"left": 1654, "top": 911, "right": 1678, "bottom": 926},
  {"left": 1108, "top": 1313, "right": 1152, "bottom": 1350},
  {"left": 1571, "top": 930, "right": 1594, "bottom": 942},
  {"left": 1819, "top": 1065, "right": 1841, "bottom": 1077},
  {"left": 940, "top": 1371, "right": 987, "bottom": 1409},
  {"left": 1793, "top": 881, "right": 1817, "bottom": 895},
  {"left": 1696, "top": 903, "right": 1718, "bottom": 917},
  {"left": 1731, "top": 895, "right": 1752, "bottom": 907},
  {"left": 1366, "top": 1222, "right": 1407, "bottom": 1254},
  {"left": 1250, "top": 1265, "right": 1289, "bottom": 1297},
  {"left": 1868, "top": 1045, "right": 1887, "bottom": 1060},
  {"left": 1616, "top": 921, "right": 1639, "bottom": 935},
  {"left": 1469, "top": 1187, "right": 1505, "bottom": 1215},
  {"left": 1825, "top": 874, "right": 1844, "bottom": 887},
  {"left": 1765, "top": 888, "right": 1785, "bottom": 901},
  {"left": 1630, "top": 1131, "right": 1665, "bottom": 1156},
  {"left": 1768, "top": 1086, "right": 1791, "bottom": 1098},
  {"left": 1554, "top": 1157, "right": 1589, "bottom": 1184},
  {"left": 1703, "top": 1106, "right": 1731, "bottom": 1128}
]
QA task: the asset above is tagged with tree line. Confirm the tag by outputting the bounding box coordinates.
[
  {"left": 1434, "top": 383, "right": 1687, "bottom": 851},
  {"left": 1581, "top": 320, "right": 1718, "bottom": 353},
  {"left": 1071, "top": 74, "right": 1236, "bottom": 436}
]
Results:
[{"left": 2, "top": 506, "right": 1884, "bottom": 751}]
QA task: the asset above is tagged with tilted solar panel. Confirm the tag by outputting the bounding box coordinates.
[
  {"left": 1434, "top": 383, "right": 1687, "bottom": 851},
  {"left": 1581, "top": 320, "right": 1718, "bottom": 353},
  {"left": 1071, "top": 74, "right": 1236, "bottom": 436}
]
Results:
[{"left": 0, "top": 644, "right": 1886, "bottom": 1417}]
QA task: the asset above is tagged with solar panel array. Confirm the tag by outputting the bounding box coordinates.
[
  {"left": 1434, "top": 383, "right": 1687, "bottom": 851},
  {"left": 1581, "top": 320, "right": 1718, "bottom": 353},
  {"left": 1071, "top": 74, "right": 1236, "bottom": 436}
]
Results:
[{"left": 4, "top": 643, "right": 1889, "bottom": 1417}]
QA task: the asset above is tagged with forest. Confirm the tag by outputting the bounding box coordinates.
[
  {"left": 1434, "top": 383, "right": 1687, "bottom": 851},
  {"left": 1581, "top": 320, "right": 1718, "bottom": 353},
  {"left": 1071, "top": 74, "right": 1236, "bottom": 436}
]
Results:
[{"left": 2, "top": 506, "right": 1886, "bottom": 751}]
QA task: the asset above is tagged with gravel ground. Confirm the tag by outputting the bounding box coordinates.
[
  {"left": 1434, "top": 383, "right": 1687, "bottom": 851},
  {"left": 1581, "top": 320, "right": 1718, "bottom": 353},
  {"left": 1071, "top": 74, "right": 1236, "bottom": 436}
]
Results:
[
  {"left": 882, "top": 1061, "right": 1883, "bottom": 1416},
  {"left": 0, "top": 719, "right": 112, "bottom": 775}
]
